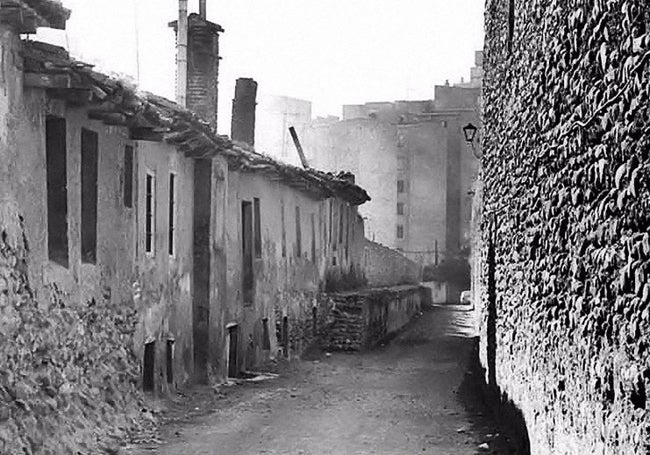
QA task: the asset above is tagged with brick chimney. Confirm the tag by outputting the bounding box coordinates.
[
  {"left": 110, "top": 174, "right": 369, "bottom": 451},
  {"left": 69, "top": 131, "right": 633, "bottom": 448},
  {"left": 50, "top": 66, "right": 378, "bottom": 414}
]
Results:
[
  {"left": 231, "top": 78, "right": 258, "bottom": 146},
  {"left": 170, "top": 11, "right": 223, "bottom": 131}
]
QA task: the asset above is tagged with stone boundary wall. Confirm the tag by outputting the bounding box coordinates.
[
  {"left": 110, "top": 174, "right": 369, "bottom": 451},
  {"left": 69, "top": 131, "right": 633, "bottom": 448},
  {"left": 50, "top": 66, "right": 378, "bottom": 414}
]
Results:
[
  {"left": 363, "top": 240, "right": 421, "bottom": 288},
  {"left": 325, "top": 285, "right": 422, "bottom": 351},
  {"left": 480, "top": 1, "right": 650, "bottom": 454}
]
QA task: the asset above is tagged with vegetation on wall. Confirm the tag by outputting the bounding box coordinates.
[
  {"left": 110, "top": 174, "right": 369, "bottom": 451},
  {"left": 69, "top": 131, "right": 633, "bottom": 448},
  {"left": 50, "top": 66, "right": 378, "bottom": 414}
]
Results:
[{"left": 481, "top": 0, "right": 650, "bottom": 452}]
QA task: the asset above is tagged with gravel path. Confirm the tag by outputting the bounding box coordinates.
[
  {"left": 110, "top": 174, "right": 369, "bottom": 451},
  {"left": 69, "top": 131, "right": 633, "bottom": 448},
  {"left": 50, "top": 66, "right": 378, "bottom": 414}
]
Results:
[{"left": 127, "top": 305, "right": 515, "bottom": 455}]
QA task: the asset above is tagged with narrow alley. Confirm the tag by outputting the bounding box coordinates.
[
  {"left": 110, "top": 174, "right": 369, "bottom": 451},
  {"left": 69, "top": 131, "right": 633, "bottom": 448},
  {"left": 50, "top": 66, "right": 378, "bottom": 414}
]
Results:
[{"left": 127, "top": 306, "right": 516, "bottom": 455}]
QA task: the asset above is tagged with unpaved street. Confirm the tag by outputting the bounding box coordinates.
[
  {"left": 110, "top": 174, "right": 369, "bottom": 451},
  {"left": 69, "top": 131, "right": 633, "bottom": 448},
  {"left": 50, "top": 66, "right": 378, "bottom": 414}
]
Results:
[{"left": 128, "top": 306, "right": 513, "bottom": 455}]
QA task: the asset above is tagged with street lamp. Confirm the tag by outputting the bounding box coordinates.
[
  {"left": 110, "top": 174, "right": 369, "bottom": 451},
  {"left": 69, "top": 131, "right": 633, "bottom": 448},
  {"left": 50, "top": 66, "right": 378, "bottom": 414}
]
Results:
[
  {"left": 462, "top": 123, "right": 478, "bottom": 144},
  {"left": 462, "top": 123, "right": 482, "bottom": 159}
]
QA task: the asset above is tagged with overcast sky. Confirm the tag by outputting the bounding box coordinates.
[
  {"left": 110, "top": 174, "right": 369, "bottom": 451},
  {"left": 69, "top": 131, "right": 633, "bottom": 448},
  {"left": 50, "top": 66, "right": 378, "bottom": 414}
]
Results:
[{"left": 36, "top": 0, "right": 484, "bottom": 134}]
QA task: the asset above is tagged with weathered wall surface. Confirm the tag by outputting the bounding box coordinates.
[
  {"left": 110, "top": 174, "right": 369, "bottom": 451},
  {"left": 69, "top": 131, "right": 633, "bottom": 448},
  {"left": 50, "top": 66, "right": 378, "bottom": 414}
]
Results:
[
  {"left": 363, "top": 240, "right": 421, "bottom": 288},
  {"left": 0, "top": 27, "right": 146, "bottom": 454},
  {"left": 220, "top": 169, "right": 367, "bottom": 379},
  {"left": 479, "top": 1, "right": 650, "bottom": 453},
  {"left": 303, "top": 120, "right": 398, "bottom": 247},
  {"left": 135, "top": 141, "right": 196, "bottom": 390},
  {"left": 326, "top": 286, "right": 422, "bottom": 351}
]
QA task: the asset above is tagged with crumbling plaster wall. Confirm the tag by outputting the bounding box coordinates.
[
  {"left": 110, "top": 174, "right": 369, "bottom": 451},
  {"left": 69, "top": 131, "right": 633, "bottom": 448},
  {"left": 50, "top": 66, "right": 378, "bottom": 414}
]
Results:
[
  {"left": 479, "top": 1, "right": 650, "bottom": 453},
  {"left": 0, "top": 29, "right": 146, "bottom": 454},
  {"left": 135, "top": 141, "right": 196, "bottom": 390},
  {"left": 221, "top": 170, "right": 366, "bottom": 377}
]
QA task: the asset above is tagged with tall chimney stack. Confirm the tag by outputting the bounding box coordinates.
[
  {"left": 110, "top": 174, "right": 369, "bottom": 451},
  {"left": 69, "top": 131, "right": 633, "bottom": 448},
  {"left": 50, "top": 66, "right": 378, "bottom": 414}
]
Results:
[
  {"left": 199, "top": 0, "right": 207, "bottom": 19},
  {"left": 176, "top": 0, "right": 188, "bottom": 107},
  {"left": 231, "top": 78, "right": 258, "bottom": 146},
  {"left": 169, "top": 3, "right": 223, "bottom": 131}
]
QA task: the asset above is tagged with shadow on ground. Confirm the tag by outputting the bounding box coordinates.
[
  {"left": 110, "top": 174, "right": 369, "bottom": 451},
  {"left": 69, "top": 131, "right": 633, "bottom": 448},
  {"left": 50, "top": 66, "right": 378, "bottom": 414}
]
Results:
[{"left": 457, "top": 336, "right": 531, "bottom": 455}]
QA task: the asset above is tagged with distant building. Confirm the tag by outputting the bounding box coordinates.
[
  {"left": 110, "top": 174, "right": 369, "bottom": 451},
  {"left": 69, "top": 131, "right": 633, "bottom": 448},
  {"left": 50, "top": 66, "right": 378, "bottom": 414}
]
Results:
[
  {"left": 303, "top": 52, "right": 483, "bottom": 301},
  {"left": 255, "top": 94, "right": 312, "bottom": 165}
]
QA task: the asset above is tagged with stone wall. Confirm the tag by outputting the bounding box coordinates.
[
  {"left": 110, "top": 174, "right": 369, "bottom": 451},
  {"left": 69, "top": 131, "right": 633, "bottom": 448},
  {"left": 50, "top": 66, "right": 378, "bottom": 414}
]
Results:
[
  {"left": 326, "top": 285, "right": 422, "bottom": 351},
  {"left": 479, "top": 1, "right": 650, "bottom": 453},
  {"left": 364, "top": 240, "right": 421, "bottom": 287},
  {"left": 0, "top": 201, "right": 144, "bottom": 454}
]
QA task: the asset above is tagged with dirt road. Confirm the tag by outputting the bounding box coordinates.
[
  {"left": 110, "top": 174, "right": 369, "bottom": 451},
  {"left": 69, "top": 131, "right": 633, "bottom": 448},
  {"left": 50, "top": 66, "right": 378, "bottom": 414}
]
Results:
[{"left": 127, "top": 306, "right": 515, "bottom": 455}]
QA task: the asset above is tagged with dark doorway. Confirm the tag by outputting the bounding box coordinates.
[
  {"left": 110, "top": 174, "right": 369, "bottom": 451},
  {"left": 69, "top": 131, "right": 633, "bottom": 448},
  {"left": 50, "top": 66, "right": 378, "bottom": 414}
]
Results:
[
  {"left": 143, "top": 341, "right": 155, "bottom": 392},
  {"left": 262, "top": 318, "right": 271, "bottom": 351},
  {"left": 166, "top": 340, "right": 174, "bottom": 385},
  {"left": 242, "top": 201, "right": 254, "bottom": 303},
  {"left": 228, "top": 325, "right": 239, "bottom": 378},
  {"left": 282, "top": 316, "right": 289, "bottom": 358},
  {"left": 46, "top": 116, "right": 69, "bottom": 267}
]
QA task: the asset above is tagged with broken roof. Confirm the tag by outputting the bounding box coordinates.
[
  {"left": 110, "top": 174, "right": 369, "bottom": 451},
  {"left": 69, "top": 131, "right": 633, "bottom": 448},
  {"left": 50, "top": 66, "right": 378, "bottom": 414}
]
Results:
[
  {"left": 0, "top": 0, "right": 70, "bottom": 33},
  {"left": 21, "top": 40, "right": 370, "bottom": 205}
]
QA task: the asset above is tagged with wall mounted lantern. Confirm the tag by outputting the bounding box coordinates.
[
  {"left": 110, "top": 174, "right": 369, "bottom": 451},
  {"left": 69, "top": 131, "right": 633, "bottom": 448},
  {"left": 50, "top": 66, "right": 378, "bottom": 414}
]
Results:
[
  {"left": 462, "top": 123, "right": 478, "bottom": 144},
  {"left": 462, "top": 122, "right": 482, "bottom": 159}
]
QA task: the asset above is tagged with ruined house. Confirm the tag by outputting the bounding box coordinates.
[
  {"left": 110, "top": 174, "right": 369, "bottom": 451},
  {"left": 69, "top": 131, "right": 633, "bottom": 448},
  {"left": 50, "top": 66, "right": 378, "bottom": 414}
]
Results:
[{"left": 1, "top": 0, "right": 371, "bottom": 400}]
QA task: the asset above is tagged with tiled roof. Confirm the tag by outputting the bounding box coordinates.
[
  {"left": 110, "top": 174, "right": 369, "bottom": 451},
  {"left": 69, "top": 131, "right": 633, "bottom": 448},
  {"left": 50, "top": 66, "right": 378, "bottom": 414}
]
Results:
[
  {"left": 0, "top": 0, "right": 70, "bottom": 33},
  {"left": 21, "top": 40, "right": 370, "bottom": 205}
]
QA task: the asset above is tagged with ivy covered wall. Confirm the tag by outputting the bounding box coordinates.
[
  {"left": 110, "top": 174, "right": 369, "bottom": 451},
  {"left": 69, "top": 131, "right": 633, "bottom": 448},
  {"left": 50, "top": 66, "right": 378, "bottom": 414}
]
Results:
[{"left": 480, "top": 0, "right": 650, "bottom": 453}]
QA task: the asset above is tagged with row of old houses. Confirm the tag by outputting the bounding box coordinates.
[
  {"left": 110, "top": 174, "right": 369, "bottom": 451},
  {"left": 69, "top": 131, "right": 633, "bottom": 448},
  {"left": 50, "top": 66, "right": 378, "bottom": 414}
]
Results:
[{"left": 0, "top": 1, "right": 373, "bottom": 394}]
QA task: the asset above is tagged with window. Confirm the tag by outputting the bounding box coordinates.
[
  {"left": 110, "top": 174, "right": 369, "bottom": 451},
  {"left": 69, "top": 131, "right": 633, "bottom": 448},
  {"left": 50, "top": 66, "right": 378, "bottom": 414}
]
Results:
[
  {"left": 281, "top": 201, "right": 286, "bottom": 258},
  {"left": 123, "top": 145, "right": 134, "bottom": 208},
  {"left": 434, "top": 239, "right": 439, "bottom": 266},
  {"left": 397, "top": 180, "right": 405, "bottom": 193},
  {"left": 46, "top": 116, "right": 69, "bottom": 267},
  {"left": 338, "top": 203, "right": 344, "bottom": 244},
  {"left": 145, "top": 172, "right": 155, "bottom": 254},
  {"left": 328, "top": 200, "right": 333, "bottom": 245},
  {"left": 81, "top": 128, "right": 98, "bottom": 264},
  {"left": 345, "top": 208, "right": 350, "bottom": 259},
  {"left": 254, "top": 197, "right": 262, "bottom": 258},
  {"left": 242, "top": 201, "right": 254, "bottom": 303},
  {"left": 397, "top": 156, "right": 407, "bottom": 171},
  {"left": 397, "top": 202, "right": 405, "bottom": 215},
  {"left": 397, "top": 224, "right": 404, "bottom": 239},
  {"left": 311, "top": 213, "right": 316, "bottom": 262},
  {"left": 168, "top": 173, "right": 176, "bottom": 256},
  {"left": 295, "top": 206, "right": 302, "bottom": 258}
]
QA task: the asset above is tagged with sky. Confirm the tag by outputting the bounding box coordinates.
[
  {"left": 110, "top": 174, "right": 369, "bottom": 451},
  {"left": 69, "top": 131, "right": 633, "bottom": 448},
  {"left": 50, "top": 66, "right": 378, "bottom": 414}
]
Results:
[{"left": 36, "top": 0, "right": 485, "bottom": 135}]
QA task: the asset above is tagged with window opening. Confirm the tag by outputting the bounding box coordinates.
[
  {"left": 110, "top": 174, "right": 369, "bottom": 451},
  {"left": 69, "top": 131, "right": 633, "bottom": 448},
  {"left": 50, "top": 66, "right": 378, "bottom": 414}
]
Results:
[{"left": 46, "top": 116, "right": 69, "bottom": 267}]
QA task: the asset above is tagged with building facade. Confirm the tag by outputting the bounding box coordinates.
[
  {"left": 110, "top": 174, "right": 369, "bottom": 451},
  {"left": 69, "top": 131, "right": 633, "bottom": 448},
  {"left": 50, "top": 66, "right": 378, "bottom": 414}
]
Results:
[
  {"left": 254, "top": 94, "right": 313, "bottom": 165},
  {"left": 302, "top": 54, "right": 483, "bottom": 300}
]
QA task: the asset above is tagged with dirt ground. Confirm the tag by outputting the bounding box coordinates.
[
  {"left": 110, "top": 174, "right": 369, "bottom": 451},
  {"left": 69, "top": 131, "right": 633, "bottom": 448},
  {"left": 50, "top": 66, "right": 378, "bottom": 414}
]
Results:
[{"left": 125, "top": 305, "right": 518, "bottom": 455}]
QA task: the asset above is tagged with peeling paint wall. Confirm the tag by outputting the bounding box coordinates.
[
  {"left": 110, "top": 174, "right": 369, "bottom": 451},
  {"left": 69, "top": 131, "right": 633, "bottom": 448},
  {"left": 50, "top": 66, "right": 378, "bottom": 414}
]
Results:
[{"left": 217, "top": 169, "right": 366, "bottom": 379}]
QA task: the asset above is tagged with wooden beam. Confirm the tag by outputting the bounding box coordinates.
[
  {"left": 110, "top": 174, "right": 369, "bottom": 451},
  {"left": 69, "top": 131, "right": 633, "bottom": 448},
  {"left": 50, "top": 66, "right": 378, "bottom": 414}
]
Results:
[
  {"left": 24, "top": 72, "right": 73, "bottom": 89},
  {"left": 46, "top": 88, "right": 93, "bottom": 106},
  {"left": 88, "top": 111, "right": 128, "bottom": 126},
  {"left": 130, "top": 127, "right": 163, "bottom": 142}
]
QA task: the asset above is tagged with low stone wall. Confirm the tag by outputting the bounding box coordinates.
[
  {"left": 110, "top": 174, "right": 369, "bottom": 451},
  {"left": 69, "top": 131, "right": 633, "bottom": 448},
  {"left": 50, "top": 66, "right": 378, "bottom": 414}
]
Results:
[
  {"left": 363, "top": 240, "right": 421, "bottom": 288},
  {"left": 326, "top": 285, "right": 422, "bottom": 351}
]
